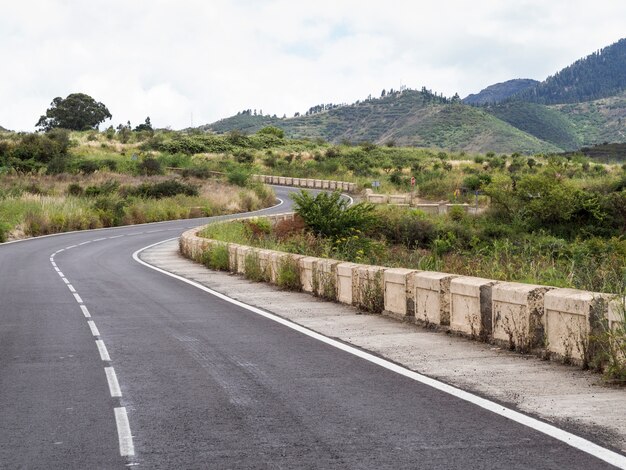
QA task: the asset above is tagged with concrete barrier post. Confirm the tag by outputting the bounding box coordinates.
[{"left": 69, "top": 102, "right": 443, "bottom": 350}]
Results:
[
  {"left": 450, "top": 277, "right": 498, "bottom": 340},
  {"left": 357, "top": 266, "right": 387, "bottom": 313},
  {"left": 337, "top": 263, "right": 359, "bottom": 305},
  {"left": 299, "top": 257, "right": 318, "bottom": 293},
  {"left": 236, "top": 246, "right": 250, "bottom": 274},
  {"left": 285, "top": 177, "right": 293, "bottom": 185},
  {"left": 278, "top": 177, "right": 286, "bottom": 185},
  {"left": 227, "top": 243, "right": 240, "bottom": 272},
  {"left": 314, "top": 258, "right": 340, "bottom": 300},
  {"left": 545, "top": 289, "right": 609, "bottom": 364},
  {"left": 492, "top": 283, "right": 552, "bottom": 352},
  {"left": 415, "top": 272, "right": 458, "bottom": 326},
  {"left": 383, "top": 268, "right": 420, "bottom": 320}
]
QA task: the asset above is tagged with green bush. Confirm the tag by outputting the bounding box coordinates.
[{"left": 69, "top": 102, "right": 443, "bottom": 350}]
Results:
[
  {"left": 292, "top": 190, "right": 376, "bottom": 239},
  {"left": 202, "top": 245, "right": 230, "bottom": 271},
  {"left": 276, "top": 257, "right": 301, "bottom": 291},
  {"left": 244, "top": 251, "right": 267, "bottom": 282},
  {"left": 227, "top": 167, "right": 251, "bottom": 187},
  {"left": 127, "top": 180, "right": 199, "bottom": 199}
]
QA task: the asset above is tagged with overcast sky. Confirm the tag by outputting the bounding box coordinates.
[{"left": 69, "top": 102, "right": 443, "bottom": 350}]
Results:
[{"left": 2, "top": 0, "right": 626, "bottom": 131}]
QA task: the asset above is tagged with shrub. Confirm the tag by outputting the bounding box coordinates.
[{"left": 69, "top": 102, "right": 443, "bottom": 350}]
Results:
[
  {"left": 202, "top": 245, "right": 230, "bottom": 271},
  {"left": 292, "top": 190, "right": 376, "bottom": 239},
  {"left": 67, "top": 183, "right": 84, "bottom": 196},
  {"left": 77, "top": 159, "right": 100, "bottom": 174},
  {"left": 138, "top": 157, "right": 163, "bottom": 176},
  {"left": 276, "top": 257, "right": 301, "bottom": 291},
  {"left": 128, "top": 180, "right": 199, "bottom": 199},
  {"left": 85, "top": 180, "right": 120, "bottom": 197},
  {"left": 244, "top": 251, "right": 267, "bottom": 282},
  {"left": 226, "top": 167, "right": 251, "bottom": 187}
]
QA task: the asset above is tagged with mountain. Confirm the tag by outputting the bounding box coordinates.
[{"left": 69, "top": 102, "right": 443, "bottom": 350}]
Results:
[
  {"left": 0, "top": 125, "right": 8, "bottom": 132},
  {"left": 202, "top": 89, "right": 559, "bottom": 154},
  {"left": 463, "top": 79, "right": 538, "bottom": 106},
  {"left": 513, "top": 38, "right": 626, "bottom": 105},
  {"left": 202, "top": 38, "right": 626, "bottom": 154}
]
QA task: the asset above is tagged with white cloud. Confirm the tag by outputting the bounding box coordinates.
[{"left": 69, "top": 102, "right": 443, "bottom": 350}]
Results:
[{"left": 1, "top": 0, "right": 625, "bottom": 131}]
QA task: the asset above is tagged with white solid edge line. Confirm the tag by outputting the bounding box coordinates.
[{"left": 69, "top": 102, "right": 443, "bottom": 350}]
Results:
[
  {"left": 114, "top": 407, "right": 135, "bottom": 457},
  {"left": 73, "top": 293, "right": 83, "bottom": 303},
  {"left": 95, "top": 340, "right": 111, "bottom": 361},
  {"left": 67, "top": 284, "right": 76, "bottom": 293},
  {"left": 62, "top": 278, "right": 70, "bottom": 284},
  {"left": 80, "top": 305, "right": 91, "bottom": 318},
  {"left": 87, "top": 320, "right": 100, "bottom": 337},
  {"left": 132, "top": 238, "right": 626, "bottom": 470},
  {"left": 105, "top": 367, "right": 122, "bottom": 397}
]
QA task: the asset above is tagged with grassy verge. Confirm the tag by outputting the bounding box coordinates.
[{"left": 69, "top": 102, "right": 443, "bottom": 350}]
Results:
[{"left": 0, "top": 174, "right": 275, "bottom": 241}]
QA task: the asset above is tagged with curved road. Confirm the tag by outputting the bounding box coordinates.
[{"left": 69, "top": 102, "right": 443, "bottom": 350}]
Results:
[{"left": 0, "top": 186, "right": 623, "bottom": 469}]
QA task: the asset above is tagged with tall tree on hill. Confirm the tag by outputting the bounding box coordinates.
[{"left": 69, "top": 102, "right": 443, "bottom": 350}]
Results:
[{"left": 36, "top": 93, "right": 112, "bottom": 131}]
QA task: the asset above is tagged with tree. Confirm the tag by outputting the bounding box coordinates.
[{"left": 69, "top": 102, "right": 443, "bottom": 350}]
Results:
[
  {"left": 134, "top": 117, "right": 153, "bottom": 132},
  {"left": 36, "top": 93, "right": 112, "bottom": 131}
]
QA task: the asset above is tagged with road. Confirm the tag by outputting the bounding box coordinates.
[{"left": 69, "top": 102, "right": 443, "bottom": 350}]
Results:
[{"left": 0, "top": 185, "right": 624, "bottom": 469}]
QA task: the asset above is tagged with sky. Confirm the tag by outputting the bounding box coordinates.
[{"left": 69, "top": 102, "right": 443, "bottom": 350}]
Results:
[{"left": 1, "top": 0, "right": 626, "bottom": 131}]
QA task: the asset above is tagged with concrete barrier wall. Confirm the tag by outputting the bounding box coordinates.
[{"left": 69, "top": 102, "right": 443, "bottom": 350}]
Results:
[
  {"left": 252, "top": 174, "right": 358, "bottom": 193},
  {"left": 179, "top": 214, "right": 622, "bottom": 369}
]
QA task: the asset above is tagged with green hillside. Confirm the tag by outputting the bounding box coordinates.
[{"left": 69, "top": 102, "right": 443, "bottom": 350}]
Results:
[
  {"left": 552, "top": 92, "right": 626, "bottom": 145},
  {"left": 485, "top": 101, "right": 581, "bottom": 150},
  {"left": 515, "top": 38, "right": 626, "bottom": 105},
  {"left": 463, "top": 79, "right": 538, "bottom": 105},
  {"left": 202, "top": 90, "right": 559, "bottom": 154}
]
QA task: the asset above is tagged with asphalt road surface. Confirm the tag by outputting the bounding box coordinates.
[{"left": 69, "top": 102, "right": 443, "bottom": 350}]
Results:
[{"left": 0, "top": 185, "right": 624, "bottom": 469}]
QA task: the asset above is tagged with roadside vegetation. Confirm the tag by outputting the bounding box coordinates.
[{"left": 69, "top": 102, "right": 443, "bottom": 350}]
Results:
[{"left": 200, "top": 188, "right": 626, "bottom": 381}]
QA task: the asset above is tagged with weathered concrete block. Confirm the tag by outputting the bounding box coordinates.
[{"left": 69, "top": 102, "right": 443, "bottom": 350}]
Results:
[
  {"left": 227, "top": 243, "right": 241, "bottom": 272},
  {"left": 356, "top": 266, "right": 387, "bottom": 313},
  {"left": 292, "top": 177, "right": 300, "bottom": 186},
  {"left": 329, "top": 181, "right": 337, "bottom": 190},
  {"left": 545, "top": 289, "right": 609, "bottom": 363},
  {"left": 450, "top": 277, "right": 498, "bottom": 339},
  {"left": 341, "top": 182, "right": 350, "bottom": 191},
  {"left": 337, "top": 263, "right": 360, "bottom": 305},
  {"left": 348, "top": 183, "right": 357, "bottom": 193},
  {"left": 389, "top": 194, "right": 410, "bottom": 205},
  {"left": 257, "top": 249, "right": 272, "bottom": 278},
  {"left": 415, "top": 272, "right": 458, "bottom": 326},
  {"left": 285, "top": 177, "right": 293, "bottom": 185},
  {"left": 321, "top": 180, "right": 330, "bottom": 189},
  {"left": 367, "top": 194, "right": 388, "bottom": 204},
  {"left": 383, "top": 268, "right": 420, "bottom": 320},
  {"left": 314, "top": 258, "right": 340, "bottom": 300},
  {"left": 306, "top": 179, "right": 316, "bottom": 188},
  {"left": 299, "top": 257, "right": 318, "bottom": 293},
  {"left": 236, "top": 246, "right": 251, "bottom": 274},
  {"left": 278, "top": 176, "right": 286, "bottom": 185},
  {"left": 314, "top": 179, "right": 323, "bottom": 189},
  {"left": 492, "top": 283, "right": 552, "bottom": 352}
]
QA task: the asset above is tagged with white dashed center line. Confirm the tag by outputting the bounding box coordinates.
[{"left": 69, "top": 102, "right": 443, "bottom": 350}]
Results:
[
  {"left": 114, "top": 407, "right": 135, "bottom": 457},
  {"left": 87, "top": 320, "right": 100, "bottom": 337},
  {"left": 105, "top": 367, "right": 122, "bottom": 397},
  {"left": 48, "top": 234, "right": 152, "bottom": 460},
  {"left": 95, "top": 340, "right": 111, "bottom": 361}
]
